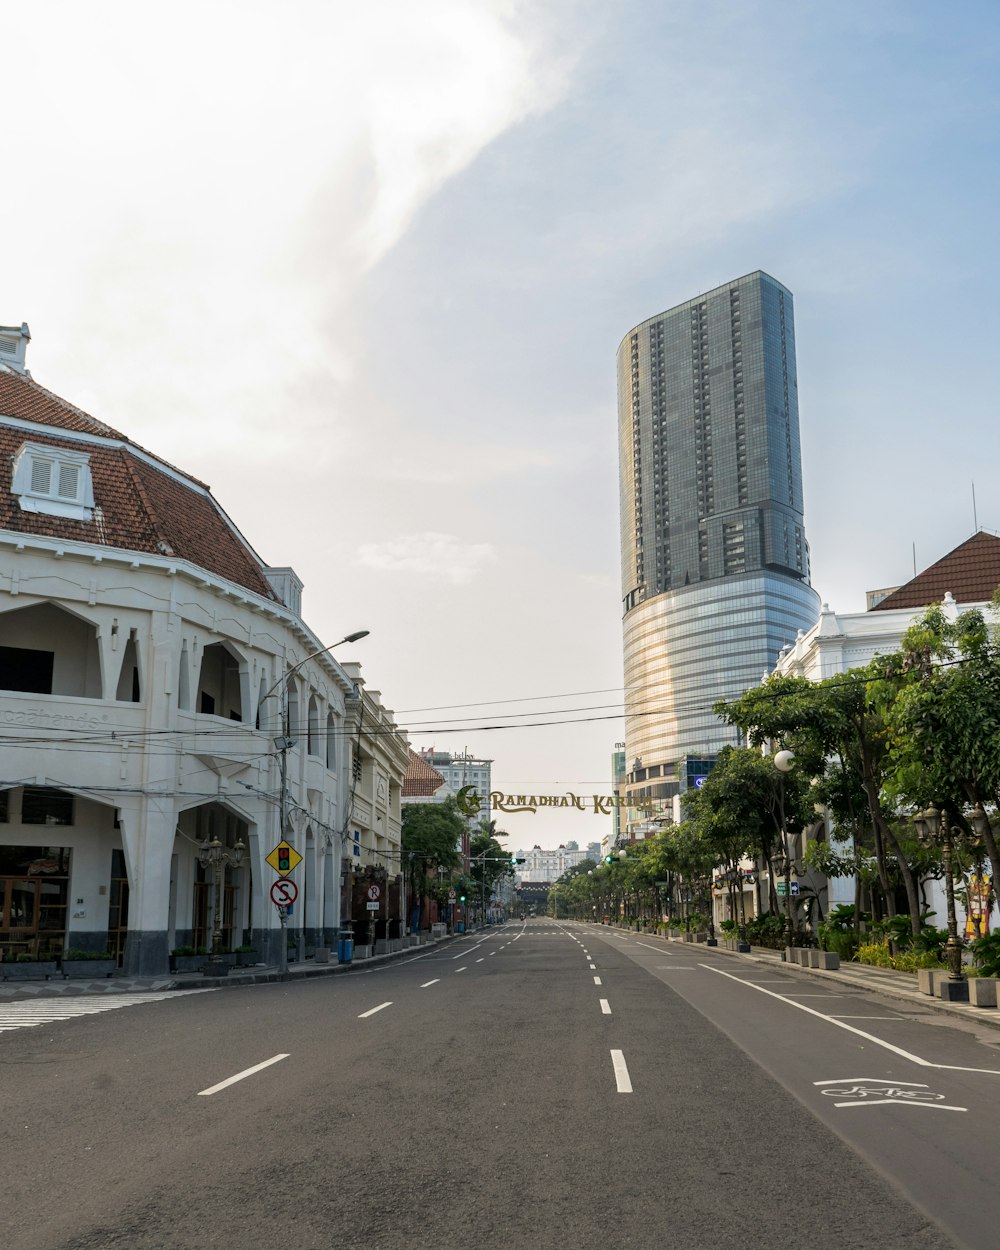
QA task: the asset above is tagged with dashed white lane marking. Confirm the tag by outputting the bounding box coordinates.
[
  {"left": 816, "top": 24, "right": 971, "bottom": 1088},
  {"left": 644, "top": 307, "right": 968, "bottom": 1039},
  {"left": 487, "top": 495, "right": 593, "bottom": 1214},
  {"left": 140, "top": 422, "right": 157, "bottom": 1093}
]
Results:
[
  {"left": 358, "top": 1002, "right": 393, "bottom": 1018},
  {"left": 589, "top": 963, "right": 597, "bottom": 969},
  {"left": 611, "top": 1049, "right": 632, "bottom": 1093},
  {"left": 198, "top": 1053, "right": 289, "bottom": 1096},
  {"left": 455, "top": 967, "right": 467, "bottom": 973},
  {"left": 0, "top": 989, "right": 216, "bottom": 1033},
  {"left": 476, "top": 958, "right": 484, "bottom": 963},
  {"left": 594, "top": 976, "right": 602, "bottom": 985},
  {"left": 701, "top": 963, "right": 1000, "bottom": 1075},
  {"left": 600, "top": 999, "right": 611, "bottom": 1015},
  {"left": 421, "top": 980, "right": 440, "bottom": 988}
]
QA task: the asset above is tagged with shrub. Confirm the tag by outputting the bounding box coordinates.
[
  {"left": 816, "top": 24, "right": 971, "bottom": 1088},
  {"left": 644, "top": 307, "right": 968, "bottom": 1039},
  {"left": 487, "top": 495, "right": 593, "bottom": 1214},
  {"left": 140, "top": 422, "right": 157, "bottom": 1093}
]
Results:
[
  {"left": 63, "top": 949, "right": 113, "bottom": 961},
  {"left": 970, "top": 931, "right": 1000, "bottom": 978},
  {"left": 856, "top": 940, "right": 946, "bottom": 972},
  {"left": 171, "top": 946, "right": 208, "bottom": 957}
]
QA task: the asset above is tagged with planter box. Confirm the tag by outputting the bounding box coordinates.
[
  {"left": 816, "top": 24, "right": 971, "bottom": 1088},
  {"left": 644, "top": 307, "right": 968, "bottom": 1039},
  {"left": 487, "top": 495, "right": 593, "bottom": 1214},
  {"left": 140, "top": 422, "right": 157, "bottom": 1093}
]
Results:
[
  {"left": 917, "top": 968, "right": 942, "bottom": 996},
  {"left": 170, "top": 955, "right": 208, "bottom": 974},
  {"left": 234, "top": 952, "right": 259, "bottom": 968},
  {"left": 3, "top": 961, "right": 59, "bottom": 980},
  {"left": 62, "top": 959, "right": 116, "bottom": 978},
  {"left": 816, "top": 952, "right": 840, "bottom": 971},
  {"left": 968, "top": 978, "right": 998, "bottom": 1008}
]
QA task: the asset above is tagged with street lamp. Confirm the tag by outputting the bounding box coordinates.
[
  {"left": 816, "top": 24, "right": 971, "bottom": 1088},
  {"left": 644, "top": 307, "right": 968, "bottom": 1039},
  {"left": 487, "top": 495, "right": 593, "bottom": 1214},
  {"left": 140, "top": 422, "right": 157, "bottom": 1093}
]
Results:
[
  {"left": 774, "top": 749, "right": 796, "bottom": 950},
  {"left": 912, "top": 805, "right": 983, "bottom": 998},
  {"left": 196, "top": 835, "right": 245, "bottom": 973},
  {"left": 259, "top": 629, "right": 369, "bottom": 975}
]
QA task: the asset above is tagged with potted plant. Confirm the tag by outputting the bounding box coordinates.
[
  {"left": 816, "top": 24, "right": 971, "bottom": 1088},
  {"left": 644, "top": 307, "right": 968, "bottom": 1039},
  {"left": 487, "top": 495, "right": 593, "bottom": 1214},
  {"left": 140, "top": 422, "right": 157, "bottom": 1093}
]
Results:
[
  {"left": 62, "top": 949, "right": 116, "bottom": 978},
  {"left": 3, "top": 952, "right": 60, "bottom": 980},
  {"left": 169, "top": 946, "right": 209, "bottom": 973}
]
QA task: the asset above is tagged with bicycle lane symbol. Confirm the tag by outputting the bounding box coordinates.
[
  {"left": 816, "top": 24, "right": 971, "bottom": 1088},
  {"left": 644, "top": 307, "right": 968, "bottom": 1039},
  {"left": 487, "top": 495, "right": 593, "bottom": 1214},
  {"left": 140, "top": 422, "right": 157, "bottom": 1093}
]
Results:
[{"left": 814, "top": 1078, "right": 967, "bottom": 1112}]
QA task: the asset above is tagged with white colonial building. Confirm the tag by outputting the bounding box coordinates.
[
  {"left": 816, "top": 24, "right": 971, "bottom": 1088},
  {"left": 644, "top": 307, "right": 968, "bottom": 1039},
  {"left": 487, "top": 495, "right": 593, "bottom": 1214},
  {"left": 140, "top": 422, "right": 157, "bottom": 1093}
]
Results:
[
  {"left": 772, "top": 532, "right": 1000, "bottom": 930},
  {"left": 0, "top": 324, "right": 407, "bottom": 975}
]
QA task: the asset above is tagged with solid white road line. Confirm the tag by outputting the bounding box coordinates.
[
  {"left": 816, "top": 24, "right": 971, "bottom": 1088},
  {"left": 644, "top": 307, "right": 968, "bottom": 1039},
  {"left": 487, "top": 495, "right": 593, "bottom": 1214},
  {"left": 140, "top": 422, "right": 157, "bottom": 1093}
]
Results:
[
  {"left": 421, "top": 980, "right": 440, "bottom": 988},
  {"left": 611, "top": 1049, "right": 632, "bottom": 1093},
  {"left": 600, "top": 999, "right": 611, "bottom": 1015},
  {"left": 197, "top": 1054, "right": 289, "bottom": 1097},
  {"left": 358, "top": 1002, "right": 393, "bottom": 1018},
  {"left": 594, "top": 976, "right": 602, "bottom": 985},
  {"left": 702, "top": 964, "right": 1000, "bottom": 1075}
]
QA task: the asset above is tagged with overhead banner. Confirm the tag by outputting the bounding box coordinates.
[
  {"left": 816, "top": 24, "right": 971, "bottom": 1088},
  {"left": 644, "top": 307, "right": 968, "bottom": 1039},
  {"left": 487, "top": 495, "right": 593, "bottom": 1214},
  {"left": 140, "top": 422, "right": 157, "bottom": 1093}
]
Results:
[{"left": 457, "top": 785, "right": 655, "bottom": 817}]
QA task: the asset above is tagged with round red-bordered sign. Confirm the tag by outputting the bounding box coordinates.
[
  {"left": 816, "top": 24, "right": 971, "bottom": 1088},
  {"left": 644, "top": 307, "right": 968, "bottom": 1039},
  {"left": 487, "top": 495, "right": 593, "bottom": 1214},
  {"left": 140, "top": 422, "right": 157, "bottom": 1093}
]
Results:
[{"left": 270, "top": 878, "right": 299, "bottom": 907}]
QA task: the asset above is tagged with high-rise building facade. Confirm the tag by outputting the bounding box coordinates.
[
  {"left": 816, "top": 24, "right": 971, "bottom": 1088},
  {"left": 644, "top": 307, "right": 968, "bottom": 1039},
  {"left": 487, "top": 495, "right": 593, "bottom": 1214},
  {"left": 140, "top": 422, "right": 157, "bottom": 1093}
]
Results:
[{"left": 617, "top": 271, "right": 820, "bottom": 822}]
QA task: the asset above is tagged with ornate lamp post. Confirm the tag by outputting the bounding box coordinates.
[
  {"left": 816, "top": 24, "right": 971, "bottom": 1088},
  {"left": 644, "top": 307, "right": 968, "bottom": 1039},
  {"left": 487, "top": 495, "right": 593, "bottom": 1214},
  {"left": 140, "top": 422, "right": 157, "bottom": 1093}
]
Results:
[
  {"left": 196, "top": 835, "right": 245, "bottom": 974},
  {"left": 774, "top": 749, "right": 796, "bottom": 949},
  {"left": 912, "top": 805, "right": 983, "bottom": 999}
]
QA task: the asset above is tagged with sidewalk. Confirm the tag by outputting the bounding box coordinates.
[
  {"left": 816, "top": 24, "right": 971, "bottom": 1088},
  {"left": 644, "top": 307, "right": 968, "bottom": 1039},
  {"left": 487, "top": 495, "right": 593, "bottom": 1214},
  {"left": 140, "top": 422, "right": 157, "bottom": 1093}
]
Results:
[
  {"left": 599, "top": 924, "right": 1000, "bottom": 1033},
  {"left": 0, "top": 932, "right": 461, "bottom": 1002}
]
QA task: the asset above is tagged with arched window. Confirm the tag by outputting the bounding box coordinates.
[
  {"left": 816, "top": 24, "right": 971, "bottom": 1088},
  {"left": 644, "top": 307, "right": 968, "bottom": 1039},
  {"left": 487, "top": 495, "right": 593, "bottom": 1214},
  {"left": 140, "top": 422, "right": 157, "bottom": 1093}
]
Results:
[
  {"left": 284, "top": 676, "right": 299, "bottom": 742},
  {"left": 307, "top": 696, "right": 320, "bottom": 757},
  {"left": 326, "top": 711, "right": 336, "bottom": 770}
]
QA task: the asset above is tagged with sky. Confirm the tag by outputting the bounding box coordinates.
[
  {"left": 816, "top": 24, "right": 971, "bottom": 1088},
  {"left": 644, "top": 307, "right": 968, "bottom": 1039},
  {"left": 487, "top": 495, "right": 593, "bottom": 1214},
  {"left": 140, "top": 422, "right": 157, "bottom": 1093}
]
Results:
[{"left": 4, "top": 0, "right": 999, "bottom": 852}]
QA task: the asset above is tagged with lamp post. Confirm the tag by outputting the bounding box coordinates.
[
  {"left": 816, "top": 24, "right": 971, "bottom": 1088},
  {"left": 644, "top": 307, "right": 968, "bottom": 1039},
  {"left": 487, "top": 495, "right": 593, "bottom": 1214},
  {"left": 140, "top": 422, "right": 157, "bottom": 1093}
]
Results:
[
  {"left": 912, "top": 805, "right": 981, "bottom": 999},
  {"left": 259, "top": 630, "right": 369, "bottom": 975},
  {"left": 774, "top": 749, "right": 796, "bottom": 950},
  {"left": 196, "top": 835, "right": 245, "bottom": 974}
]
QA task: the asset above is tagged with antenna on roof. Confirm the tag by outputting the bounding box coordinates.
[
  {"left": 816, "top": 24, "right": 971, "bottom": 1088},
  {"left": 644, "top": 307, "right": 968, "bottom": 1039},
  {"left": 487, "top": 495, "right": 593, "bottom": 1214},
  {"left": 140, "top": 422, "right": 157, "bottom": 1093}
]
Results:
[
  {"left": 912, "top": 542, "right": 917, "bottom": 577},
  {"left": 973, "top": 481, "right": 979, "bottom": 533}
]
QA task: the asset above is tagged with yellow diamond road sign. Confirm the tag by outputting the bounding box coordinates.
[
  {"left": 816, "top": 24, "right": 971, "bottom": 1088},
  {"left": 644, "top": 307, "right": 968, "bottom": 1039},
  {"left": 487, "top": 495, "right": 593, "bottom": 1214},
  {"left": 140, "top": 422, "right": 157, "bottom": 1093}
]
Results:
[{"left": 266, "top": 840, "right": 302, "bottom": 876}]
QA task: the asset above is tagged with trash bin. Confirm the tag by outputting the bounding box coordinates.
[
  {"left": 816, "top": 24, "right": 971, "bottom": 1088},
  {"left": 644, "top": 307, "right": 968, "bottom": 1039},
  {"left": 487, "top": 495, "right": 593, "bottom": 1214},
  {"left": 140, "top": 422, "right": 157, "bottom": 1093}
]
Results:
[
  {"left": 456, "top": 921, "right": 465, "bottom": 934},
  {"left": 337, "top": 927, "right": 354, "bottom": 964}
]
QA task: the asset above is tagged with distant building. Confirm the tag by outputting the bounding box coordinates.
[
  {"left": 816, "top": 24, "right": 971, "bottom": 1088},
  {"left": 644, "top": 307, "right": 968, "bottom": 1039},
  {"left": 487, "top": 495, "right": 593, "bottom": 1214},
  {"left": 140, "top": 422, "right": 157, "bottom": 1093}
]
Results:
[{"left": 515, "top": 843, "right": 590, "bottom": 883}]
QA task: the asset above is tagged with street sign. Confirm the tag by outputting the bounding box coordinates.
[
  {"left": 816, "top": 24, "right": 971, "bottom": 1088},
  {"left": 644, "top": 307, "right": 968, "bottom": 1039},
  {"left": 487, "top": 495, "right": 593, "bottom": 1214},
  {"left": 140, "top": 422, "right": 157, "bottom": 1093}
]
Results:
[
  {"left": 776, "top": 881, "right": 800, "bottom": 896},
  {"left": 448, "top": 889, "right": 457, "bottom": 901},
  {"left": 366, "top": 901, "right": 380, "bottom": 911},
  {"left": 266, "top": 840, "right": 302, "bottom": 876},
  {"left": 270, "top": 878, "right": 299, "bottom": 907},
  {"left": 367, "top": 884, "right": 381, "bottom": 901}
]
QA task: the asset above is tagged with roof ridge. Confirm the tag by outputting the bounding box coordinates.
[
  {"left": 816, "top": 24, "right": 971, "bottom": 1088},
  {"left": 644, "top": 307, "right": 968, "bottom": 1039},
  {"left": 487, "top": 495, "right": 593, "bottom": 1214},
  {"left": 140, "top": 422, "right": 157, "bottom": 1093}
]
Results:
[{"left": 120, "top": 452, "right": 172, "bottom": 554}]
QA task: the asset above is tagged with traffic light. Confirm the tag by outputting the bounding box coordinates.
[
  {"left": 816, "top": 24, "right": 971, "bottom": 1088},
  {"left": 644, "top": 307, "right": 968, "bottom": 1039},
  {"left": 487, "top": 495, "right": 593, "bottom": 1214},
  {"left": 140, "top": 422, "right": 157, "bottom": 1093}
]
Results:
[
  {"left": 459, "top": 894, "right": 466, "bottom": 903},
  {"left": 277, "top": 843, "right": 290, "bottom": 872},
  {"left": 604, "top": 854, "right": 614, "bottom": 864}
]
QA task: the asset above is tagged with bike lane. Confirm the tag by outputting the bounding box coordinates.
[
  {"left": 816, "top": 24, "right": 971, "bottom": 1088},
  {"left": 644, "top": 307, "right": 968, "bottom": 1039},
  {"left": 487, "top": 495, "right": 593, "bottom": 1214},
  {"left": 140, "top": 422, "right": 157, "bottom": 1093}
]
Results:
[{"left": 585, "top": 930, "right": 1000, "bottom": 1250}]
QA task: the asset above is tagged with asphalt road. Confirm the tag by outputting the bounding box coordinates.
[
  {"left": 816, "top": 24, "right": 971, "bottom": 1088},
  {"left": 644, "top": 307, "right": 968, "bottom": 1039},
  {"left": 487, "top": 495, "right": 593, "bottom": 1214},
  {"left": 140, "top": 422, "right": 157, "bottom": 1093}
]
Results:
[{"left": 1, "top": 919, "right": 986, "bottom": 1250}]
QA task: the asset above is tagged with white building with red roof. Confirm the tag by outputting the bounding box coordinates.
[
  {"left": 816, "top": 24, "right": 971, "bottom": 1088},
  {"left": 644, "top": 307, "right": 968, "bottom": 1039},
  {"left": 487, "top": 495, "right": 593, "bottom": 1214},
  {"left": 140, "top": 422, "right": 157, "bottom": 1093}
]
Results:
[{"left": 0, "top": 324, "right": 407, "bottom": 975}]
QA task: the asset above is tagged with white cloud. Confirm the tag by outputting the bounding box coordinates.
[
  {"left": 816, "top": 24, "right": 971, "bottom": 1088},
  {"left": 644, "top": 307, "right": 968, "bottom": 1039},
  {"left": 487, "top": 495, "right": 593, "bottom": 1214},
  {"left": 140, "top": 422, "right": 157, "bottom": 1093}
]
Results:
[{"left": 355, "top": 532, "right": 496, "bottom": 583}]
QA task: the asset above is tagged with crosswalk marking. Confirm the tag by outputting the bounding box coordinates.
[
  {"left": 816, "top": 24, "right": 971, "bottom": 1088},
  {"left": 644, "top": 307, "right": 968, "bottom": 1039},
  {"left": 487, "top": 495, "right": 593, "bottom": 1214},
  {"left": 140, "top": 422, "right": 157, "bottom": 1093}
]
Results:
[{"left": 0, "top": 989, "right": 215, "bottom": 1033}]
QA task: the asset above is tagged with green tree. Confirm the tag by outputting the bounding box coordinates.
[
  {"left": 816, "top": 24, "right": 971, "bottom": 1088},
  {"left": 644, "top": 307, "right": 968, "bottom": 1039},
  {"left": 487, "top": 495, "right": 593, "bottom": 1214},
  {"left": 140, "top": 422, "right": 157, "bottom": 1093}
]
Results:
[
  {"left": 719, "top": 667, "right": 926, "bottom": 936},
  {"left": 401, "top": 798, "right": 463, "bottom": 930},
  {"left": 884, "top": 603, "right": 1000, "bottom": 903}
]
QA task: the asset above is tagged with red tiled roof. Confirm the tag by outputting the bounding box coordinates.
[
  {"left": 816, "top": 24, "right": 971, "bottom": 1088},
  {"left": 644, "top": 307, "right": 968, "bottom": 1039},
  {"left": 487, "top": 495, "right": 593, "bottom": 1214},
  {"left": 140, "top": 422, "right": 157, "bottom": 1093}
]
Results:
[
  {"left": 403, "top": 749, "right": 447, "bottom": 798},
  {"left": 870, "top": 532, "right": 1000, "bottom": 611},
  {"left": 0, "top": 368, "right": 276, "bottom": 600}
]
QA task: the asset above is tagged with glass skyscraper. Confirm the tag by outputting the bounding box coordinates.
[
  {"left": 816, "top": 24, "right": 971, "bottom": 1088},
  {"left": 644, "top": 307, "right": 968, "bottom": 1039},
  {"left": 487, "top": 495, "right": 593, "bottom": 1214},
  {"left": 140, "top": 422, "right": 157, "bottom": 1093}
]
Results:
[{"left": 617, "top": 271, "right": 820, "bottom": 822}]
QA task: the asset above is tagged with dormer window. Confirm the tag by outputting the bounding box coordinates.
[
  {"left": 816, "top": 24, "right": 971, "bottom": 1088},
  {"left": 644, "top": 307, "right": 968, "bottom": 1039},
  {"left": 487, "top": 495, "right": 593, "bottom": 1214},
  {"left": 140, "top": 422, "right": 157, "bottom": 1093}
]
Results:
[{"left": 11, "top": 442, "right": 96, "bottom": 521}]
